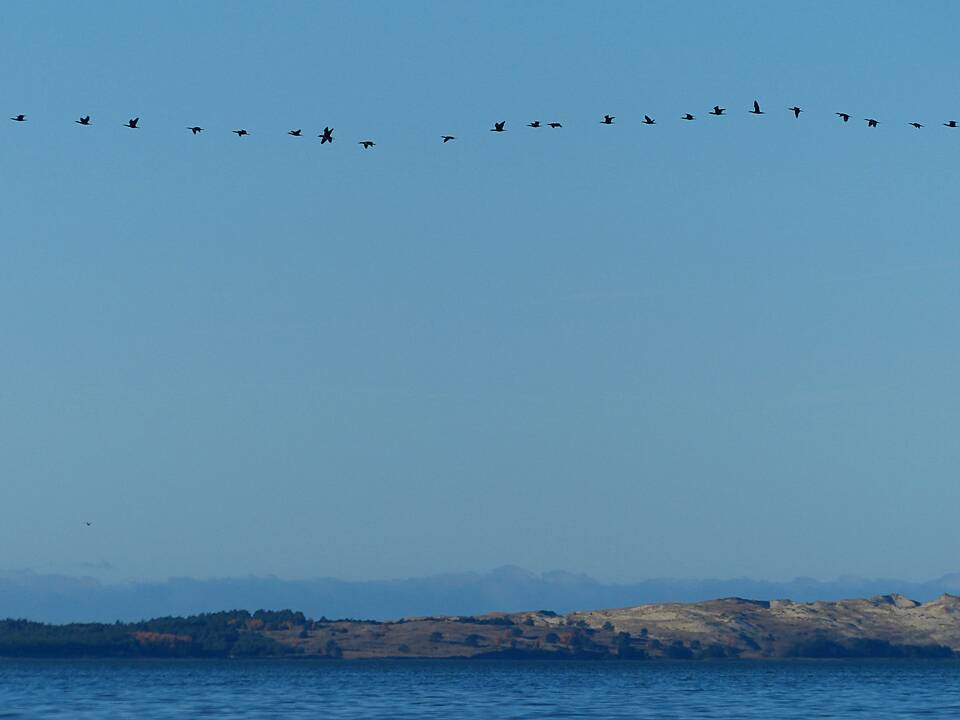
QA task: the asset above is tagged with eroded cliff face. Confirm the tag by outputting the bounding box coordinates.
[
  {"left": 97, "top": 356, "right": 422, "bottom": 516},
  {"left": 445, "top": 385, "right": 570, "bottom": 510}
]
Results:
[{"left": 263, "top": 594, "right": 960, "bottom": 660}]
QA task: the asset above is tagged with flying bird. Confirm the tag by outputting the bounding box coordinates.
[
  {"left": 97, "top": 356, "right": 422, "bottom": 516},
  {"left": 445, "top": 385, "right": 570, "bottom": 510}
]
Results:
[
  {"left": 945, "top": 120, "right": 958, "bottom": 128},
  {"left": 233, "top": 129, "right": 249, "bottom": 137},
  {"left": 124, "top": 117, "right": 139, "bottom": 129},
  {"left": 709, "top": 106, "right": 725, "bottom": 116},
  {"left": 76, "top": 115, "right": 91, "bottom": 125},
  {"left": 601, "top": 115, "right": 615, "bottom": 124},
  {"left": 865, "top": 118, "right": 879, "bottom": 128},
  {"left": 288, "top": 129, "right": 302, "bottom": 136},
  {"left": 836, "top": 112, "right": 851, "bottom": 122},
  {"left": 358, "top": 140, "right": 375, "bottom": 149},
  {"left": 909, "top": 122, "right": 923, "bottom": 129},
  {"left": 528, "top": 120, "right": 541, "bottom": 128},
  {"left": 441, "top": 135, "right": 455, "bottom": 143},
  {"left": 789, "top": 106, "right": 802, "bottom": 118},
  {"left": 643, "top": 115, "right": 655, "bottom": 125},
  {"left": 750, "top": 100, "right": 764, "bottom": 115},
  {"left": 83, "top": 521, "right": 93, "bottom": 527},
  {"left": 682, "top": 113, "right": 695, "bottom": 121},
  {"left": 547, "top": 122, "right": 562, "bottom": 128},
  {"left": 10, "top": 114, "right": 25, "bottom": 122},
  {"left": 187, "top": 126, "right": 203, "bottom": 134},
  {"left": 490, "top": 121, "right": 506, "bottom": 132},
  {"left": 319, "top": 126, "right": 334, "bottom": 144}
]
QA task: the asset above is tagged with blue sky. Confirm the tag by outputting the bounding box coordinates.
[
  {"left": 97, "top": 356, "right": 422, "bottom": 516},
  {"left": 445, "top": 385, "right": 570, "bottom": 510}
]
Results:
[{"left": 1, "top": 1, "right": 958, "bottom": 583}]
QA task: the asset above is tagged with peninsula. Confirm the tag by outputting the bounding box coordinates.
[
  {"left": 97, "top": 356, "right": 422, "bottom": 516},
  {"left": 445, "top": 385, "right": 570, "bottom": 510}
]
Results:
[{"left": 3, "top": 594, "right": 958, "bottom": 660}]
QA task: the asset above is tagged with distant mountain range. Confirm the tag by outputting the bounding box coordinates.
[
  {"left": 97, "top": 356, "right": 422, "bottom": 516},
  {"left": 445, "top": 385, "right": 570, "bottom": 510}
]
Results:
[{"left": 2, "top": 565, "right": 959, "bottom": 624}]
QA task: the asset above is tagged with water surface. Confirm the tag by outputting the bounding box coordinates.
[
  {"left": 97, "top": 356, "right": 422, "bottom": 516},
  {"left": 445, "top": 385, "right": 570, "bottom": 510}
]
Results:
[{"left": 1, "top": 659, "right": 958, "bottom": 718}]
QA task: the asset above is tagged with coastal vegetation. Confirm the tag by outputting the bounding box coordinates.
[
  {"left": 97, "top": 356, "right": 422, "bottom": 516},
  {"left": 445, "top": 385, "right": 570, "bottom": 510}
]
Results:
[
  {"left": 1, "top": 595, "right": 958, "bottom": 660},
  {"left": 0, "top": 610, "right": 304, "bottom": 658}
]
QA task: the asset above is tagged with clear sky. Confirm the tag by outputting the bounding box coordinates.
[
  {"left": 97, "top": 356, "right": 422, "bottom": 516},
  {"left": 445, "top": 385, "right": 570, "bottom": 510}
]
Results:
[{"left": 1, "top": 1, "right": 958, "bottom": 584}]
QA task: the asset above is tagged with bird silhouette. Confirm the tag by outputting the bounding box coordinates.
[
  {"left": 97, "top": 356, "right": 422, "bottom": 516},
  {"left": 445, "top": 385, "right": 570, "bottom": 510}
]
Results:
[
  {"left": 547, "top": 122, "right": 562, "bottom": 128},
  {"left": 789, "top": 106, "right": 802, "bottom": 118},
  {"left": 76, "top": 115, "right": 91, "bottom": 125},
  {"left": 288, "top": 129, "right": 302, "bottom": 136},
  {"left": 358, "top": 140, "right": 375, "bottom": 149},
  {"left": 528, "top": 120, "right": 541, "bottom": 128},
  {"left": 83, "top": 521, "right": 93, "bottom": 527},
  {"left": 865, "top": 118, "right": 879, "bottom": 128},
  {"left": 10, "top": 114, "right": 25, "bottom": 122},
  {"left": 909, "top": 122, "right": 923, "bottom": 129},
  {"left": 682, "top": 113, "right": 695, "bottom": 121},
  {"left": 187, "top": 126, "right": 203, "bottom": 134},
  {"left": 124, "top": 117, "right": 139, "bottom": 129},
  {"left": 750, "top": 100, "right": 764, "bottom": 115},
  {"left": 319, "top": 126, "right": 334, "bottom": 144},
  {"left": 836, "top": 112, "right": 851, "bottom": 122},
  {"left": 601, "top": 115, "right": 615, "bottom": 124},
  {"left": 643, "top": 115, "right": 655, "bottom": 125},
  {"left": 945, "top": 120, "right": 958, "bottom": 128},
  {"left": 233, "top": 129, "right": 249, "bottom": 137},
  {"left": 709, "top": 106, "right": 725, "bottom": 116},
  {"left": 490, "top": 121, "right": 506, "bottom": 132},
  {"left": 441, "top": 135, "right": 455, "bottom": 143}
]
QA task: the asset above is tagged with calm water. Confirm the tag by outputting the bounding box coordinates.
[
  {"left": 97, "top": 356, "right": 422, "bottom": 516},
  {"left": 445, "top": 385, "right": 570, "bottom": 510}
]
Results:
[{"left": 1, "top": 659, "right": 958, "bottom": 718}]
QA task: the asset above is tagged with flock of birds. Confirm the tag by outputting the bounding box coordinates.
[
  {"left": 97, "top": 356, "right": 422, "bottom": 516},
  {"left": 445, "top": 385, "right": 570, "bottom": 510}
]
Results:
[{"left": 9, "top": 100, "right": 960, "bottom": 147}]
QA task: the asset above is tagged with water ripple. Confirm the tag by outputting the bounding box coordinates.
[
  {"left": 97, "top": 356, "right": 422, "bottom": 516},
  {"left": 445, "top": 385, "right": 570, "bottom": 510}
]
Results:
[{"left": 0, "top": 659, "right": 958, "bottom": 719}]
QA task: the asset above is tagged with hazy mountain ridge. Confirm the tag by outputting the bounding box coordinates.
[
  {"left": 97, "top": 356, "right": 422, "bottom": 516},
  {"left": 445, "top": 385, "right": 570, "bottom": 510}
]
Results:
[{"left": 2, "top": 566, "right": 959, "bottom": 624}]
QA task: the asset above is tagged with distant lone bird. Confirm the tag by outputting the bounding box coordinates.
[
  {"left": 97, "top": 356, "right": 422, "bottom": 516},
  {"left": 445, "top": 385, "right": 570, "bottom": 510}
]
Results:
[
  {"left": 10, "top": 114, "right": 25, "bottom": 122},
  {"left": 682, "top": 113, "right": 695, "bottom": 121},
  {"left": 836, "top": 112, "right": 851, "bottom": 122},
  {"left": 233, "top": 129, "right": 249, "bottom": 137},
  {"left": 441, "top": 135, "right": 455, "bottom": 143},
  {"left": 750, "top": 100, "right": 764, "bottom": 115},
  {"left": 187, "top": 126, "right": 203, "bottom": 134},
  {"left": 601, "top": 115, "right": 615, "bottom": 124},
  {"left": 709, "top": 105, "right": 725, "bottom": 116},
  {"left": 945, "top": 120, "right": 958, "bottom": 128},
  {"left": 909, "top": 122, "right": 923, "bottom": 129},
  {"left": 490, "top": 121, "right": 506, "bottom": 132},
  {"left": 76, "top": 115, "right": 91, "bottom": 125},
  {"left": 643, "top": 115, "right": 655, "bottom": 125},
  {"left": 288, "top": 129, "right": 302, "bottom": 136},
  {"left": 358, "top": 140, "right": 375, "bottom": 149},
  {"left": 319, "top": 126, "right": 334, "bottom": 144},
  {"left": 83, "top": 521, "right": 92, "bottom": 527},
  {"left": 547, "top": 122, "right": 562, "bottom": 128},
  {"left": 789, "top": 106, "right": 802, "bottom": 118},
  {"left": 528, "top": 120, "right": 541, "bottom": 128},
  {"left": 865, "top": 118, "right": 879, "bottom": 128},
  {"left": 124, "top": 117, "right": 139, "bottom": 129}
]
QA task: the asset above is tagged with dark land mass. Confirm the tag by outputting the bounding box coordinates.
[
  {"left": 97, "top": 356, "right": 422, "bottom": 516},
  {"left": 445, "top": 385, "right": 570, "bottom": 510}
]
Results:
[{"left": 2, "top": 594, "right": 959, "bottom": 660}]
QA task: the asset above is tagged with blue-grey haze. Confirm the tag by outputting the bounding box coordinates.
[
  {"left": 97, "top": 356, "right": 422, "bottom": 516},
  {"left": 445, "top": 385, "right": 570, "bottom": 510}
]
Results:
[
  {"left": 1, "top": 1, "right": 959, "bottom": 584},
  {"left": 3, "top": 566, "right": 959, "bottom": 624}
]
